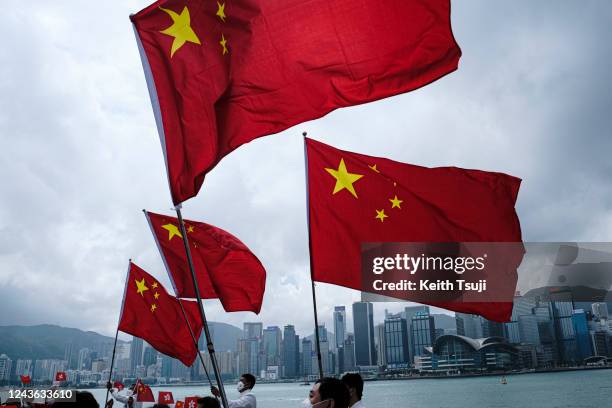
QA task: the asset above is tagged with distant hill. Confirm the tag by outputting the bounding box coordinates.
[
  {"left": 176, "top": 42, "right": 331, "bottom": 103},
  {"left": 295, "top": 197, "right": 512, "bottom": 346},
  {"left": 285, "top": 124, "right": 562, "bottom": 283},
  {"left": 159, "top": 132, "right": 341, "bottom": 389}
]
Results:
[
  {"left": 209, "top": 322, "right": 243, "bottom": 352},
  {"left": 0, "top": 324, "right": 121, "bottom": 361},
  {"left": 0, "top": 322, "right": 244, "bottom": 361}
]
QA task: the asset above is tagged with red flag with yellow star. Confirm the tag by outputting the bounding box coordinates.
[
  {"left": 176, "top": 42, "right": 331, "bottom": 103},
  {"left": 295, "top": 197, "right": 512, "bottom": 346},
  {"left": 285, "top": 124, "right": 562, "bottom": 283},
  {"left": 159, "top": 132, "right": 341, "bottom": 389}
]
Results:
[
  {"left": 306, "top": 138, "right": 523, "bottom": 321},
  {"left": 145, "top": 211, "right": 266, "bottom": 313},
  {"left": 118, "top": 262, "right": 203, "bottom": 366},
  {"left": 131, "top": 0, "right": 461, "bottom": 205},
  {"left": 135, "top": 379, "right": 155, "bottom": 402}
]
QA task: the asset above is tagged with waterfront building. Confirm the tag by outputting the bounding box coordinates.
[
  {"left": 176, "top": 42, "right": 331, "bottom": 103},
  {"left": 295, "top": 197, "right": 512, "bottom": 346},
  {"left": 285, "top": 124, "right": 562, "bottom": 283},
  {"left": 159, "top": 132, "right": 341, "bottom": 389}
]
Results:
[
  {"left": 0, "top": 354, "right": 12, "bottom": 382},
  {"left": 334, "top": 306, "right": 347, "bottom": 373},
  {"left": 263, "top": 326, "right": 282, "bottom": 367},
  {"left": 353, "top": 302, "right": 376, "bottom": 366},
  {"left": 344, "top": 334, "right": 356, "bottom": 371},
  {"left": 404, "top": 305, "right": 430, "bottom": 359},
  {"left": 302, "top": 338, "right": 313, "bottom": 376},
  {"left": 15, "top": 359, "right": 32, "bottom": 378},
  {"left": 129, "top": 337, "right": 144, "bottom": 376},
  {"left": 572, "top": 309, "right": 593, "bottom": 361},
  {"left": 411, "top": 311, "right": 436, "bottom": 361},
  {"left": 415, "top": 335, "right": 519, "bottom": 372},
  {"left": 455, "top": 313, "right": 483, "bottom": 339},
  {"left": 592, "top": 303, "right": 609, "bottom": 320},
  {"left": 376, "top": 323, "right": 386, "bottom": 367},
  {"left": 282, "top": 325, "right": 299, "bottom": 378},
  {"left": 384, "top": 314, "right": 409, "bottom": 367}
]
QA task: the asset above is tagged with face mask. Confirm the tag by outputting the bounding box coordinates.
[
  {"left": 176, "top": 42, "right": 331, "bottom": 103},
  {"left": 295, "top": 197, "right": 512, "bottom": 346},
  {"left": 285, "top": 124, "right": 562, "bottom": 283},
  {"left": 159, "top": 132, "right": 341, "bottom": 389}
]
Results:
[{"left": 237, "top": 381, "right": 246, "bottom": 392}]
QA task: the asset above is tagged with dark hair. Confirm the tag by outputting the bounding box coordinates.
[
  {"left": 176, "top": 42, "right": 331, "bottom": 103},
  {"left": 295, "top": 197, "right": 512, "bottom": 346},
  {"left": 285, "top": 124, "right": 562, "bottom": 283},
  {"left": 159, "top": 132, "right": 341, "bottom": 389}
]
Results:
[
  {"left": 51, "top": 391, "right": 99, "bottom": 408},
  {"left": 241, "top": 373, "right": 256, "bottom": 389},
  {"left": 197, "top": 396, "right": 220, "bottom": 408},
  {"left": 318, "top": 377, "right": 350, "bottom": 408},
  {"left": 341, "top": 373, "right": 364, "bottom": 399},
  {"left": 152, "top": 405, "right": 170, "bottom": 408}
]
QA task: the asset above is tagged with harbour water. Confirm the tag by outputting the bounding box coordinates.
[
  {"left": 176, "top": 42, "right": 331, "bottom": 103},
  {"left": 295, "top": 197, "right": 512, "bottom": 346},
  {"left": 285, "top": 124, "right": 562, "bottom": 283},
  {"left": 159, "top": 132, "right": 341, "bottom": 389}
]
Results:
[{"left": 86, "top": 369, "right": 612, "bottom": 408}]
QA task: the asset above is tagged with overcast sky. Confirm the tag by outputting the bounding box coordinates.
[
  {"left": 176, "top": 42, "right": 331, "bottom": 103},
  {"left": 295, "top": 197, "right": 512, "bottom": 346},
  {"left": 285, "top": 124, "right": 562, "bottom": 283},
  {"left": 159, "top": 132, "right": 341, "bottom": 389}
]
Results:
[{"left": 1, "top": 1, "right": 611, "bottom": 340}]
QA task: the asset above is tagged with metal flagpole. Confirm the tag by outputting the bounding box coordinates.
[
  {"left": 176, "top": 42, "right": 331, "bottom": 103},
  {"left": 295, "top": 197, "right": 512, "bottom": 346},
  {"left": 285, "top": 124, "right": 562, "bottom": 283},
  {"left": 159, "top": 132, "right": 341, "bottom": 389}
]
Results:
[
  {"left": 174, "top": 205, "right": 230, "bottom": 408},
  {"left": 302, "top": 131, "right": 324, "bottom": 379},
  {"left": 104, "top": 328, "right": 120, "bottom": 405},
  {"left": 177, "top": 298, "right": 214, "bottom": 386}
]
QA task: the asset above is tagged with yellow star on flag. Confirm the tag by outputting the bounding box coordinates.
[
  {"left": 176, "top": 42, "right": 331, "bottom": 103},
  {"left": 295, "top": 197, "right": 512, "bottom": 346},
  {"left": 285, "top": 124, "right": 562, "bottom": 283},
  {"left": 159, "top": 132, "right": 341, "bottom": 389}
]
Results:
[
  {"left": 389, "top": 195, "right": 403, "bottom": 209},
  {"left": 135, "top": 278, "right": 149, "bottom": 296},
  {"left": 220, "top": 34, "right": 228, "bottom": 55},
  {"left": 150, "top": 304, "right": 157, "bottom": 312},
  {"left": 154, "top": 292, "right": 160, "bottom": 299},
  {"left": 325, "top": 158, "right": 364, "bottom": 198},
  {"left": 187, "top": 225, "right": 194, "bottom": 233},
  {"left": 216, "top": 2, "right": 227, "bottom": 22},
  {"left": 162, "top": 223, "right": 183, "bottom": 241},
  {"left": 152, "top": 282, "right": 159, "bottom": 289},
  {"left": 375, "top": 209, "right": 388, "bottom": 222},
  {"left": 159, "top": 6, "right": 201, "bottom": 58},
  {"left": 369, "top": 164, "right": 380, "bottom": 173}
]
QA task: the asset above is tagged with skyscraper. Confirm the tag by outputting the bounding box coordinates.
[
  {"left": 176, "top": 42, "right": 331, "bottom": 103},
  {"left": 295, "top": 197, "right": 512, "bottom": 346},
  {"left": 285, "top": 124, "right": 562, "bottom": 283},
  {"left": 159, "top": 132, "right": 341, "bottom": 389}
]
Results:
[
  {"left": 384, "top": 314, "right": 409, "bottom": 366},
  {"left": 130, "top": 337, "right": 144, "bottom": 376},
  {"left": 592, "top": 303, "right": 609, "bottom": 320},
  {"left": 410, "top": 311, "right": 435, "bottom": 361},
  {"left": 353, "top": 302, "right": 376, "bottom": 366},
  {"left": 549, "top": 289, "right": 578, "bottom": 363},
  {"left": 333, "top": 306, "right": 347, "bottom": 348},
  {"left": 375, "top": 324, "right": 386, "bottom": 367},
  {"left": 404, "top": 305, "right": 430, "bottom": 359},
  {"left": 244, "top": 322, "right": 263, "bottom": 340},
  {"left": 302, "top": 338, "right": 313, "bottom": 376},
  {"left": 571, "top": 309, "right": 593, "bottom": 360},
  {"left": 263, "top": 326, "right": 282, "bottom": 367},
  {"left": 343, "top": 334, "right": 356, "bottom": 371},
  {"left": 282, "top": 325, "right": 299, "bottom": 378}
]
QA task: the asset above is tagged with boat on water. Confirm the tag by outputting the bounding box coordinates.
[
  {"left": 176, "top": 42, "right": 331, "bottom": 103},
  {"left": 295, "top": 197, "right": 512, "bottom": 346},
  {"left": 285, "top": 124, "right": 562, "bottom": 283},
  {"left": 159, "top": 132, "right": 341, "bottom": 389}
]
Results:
[{"left": 500, "top": 376, "right": 508, "bottom": 384}]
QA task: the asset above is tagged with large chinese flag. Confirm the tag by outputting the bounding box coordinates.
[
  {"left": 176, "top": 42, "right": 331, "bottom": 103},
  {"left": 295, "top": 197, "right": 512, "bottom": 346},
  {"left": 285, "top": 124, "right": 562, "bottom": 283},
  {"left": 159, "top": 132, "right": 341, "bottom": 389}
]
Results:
[
  {"left": 118, "top": 262, "right": 203, "bottom": 366},
  {"left": 306, "top": 138, "right": 523, "bottom": 321},
  {"left": 135, "top": 380, "right": 155, "bottom": 402},
  {"left": 131, "top": 0, "right": 461, "bottom": 205},
  {"left": 145, "top": 211, "right": 266, "bottom": 313}
]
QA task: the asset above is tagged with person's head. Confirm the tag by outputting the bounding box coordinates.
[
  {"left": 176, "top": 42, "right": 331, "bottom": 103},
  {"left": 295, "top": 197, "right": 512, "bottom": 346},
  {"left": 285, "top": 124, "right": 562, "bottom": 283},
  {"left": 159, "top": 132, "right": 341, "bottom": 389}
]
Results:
[
  {"left": 197, "top": 396, "right": 220, "bottom": 408},
  {"left": 341, "top": 373, "right": 364, "bottom": 404},
  {"left": 310, "top": 377, "right": 349, "bottom": 408},
  {"left": 238, "top": 373, "right": 256, "bottom": 391},
  {"left": 152, "top": 405, "right": 170, "bottom": 408},
  {"left": 129, "top": 383, "right": 137, "bottom": 392},
  {"left": 51, "top": 391, "right": 99, "bottom": 408}
]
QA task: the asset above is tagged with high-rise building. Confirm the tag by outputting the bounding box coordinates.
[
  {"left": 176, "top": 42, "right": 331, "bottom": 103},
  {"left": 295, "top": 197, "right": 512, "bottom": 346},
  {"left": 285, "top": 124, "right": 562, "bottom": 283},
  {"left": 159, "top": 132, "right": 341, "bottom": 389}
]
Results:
[
  {"left": 15, "top": 359, "right": 32, "bottom": 378},
  {"left": 384, "top": 314, "right": 409, "bottom": 366},
  {"left": 455, "top": 313, "right": 483, "bottom": 339},
  {"left": 404, "top": 305, "right": 430, "bottom": 360},
  {"left": 410, "top": 311, "right": 435, "bottom": 361},
  {"left": 592, "top": 303, "right": 609, "bottom": 320},
  {"left": 590, "top": 331, "right": 609, "bottom": 357},
  {"left": 282, "top": 325, "right": 299, "bottom": 378},
  {"left": 353, "top": 302, "right": 376, "bottom": 366},
  {"left": 77, "top": 348, "right": 91, "bottom": 371},
  {"left": 244, "top": 323, "right": 263, "bottom": 340},
  {"left": 571, "top": 309, "right": 593, "bottom": 360},
  {"left": 375, "top": 324, "right": 386, "bottom": 367},
  {"left": 333, "top": 306, "right": 347, "bottom": 349},
  {"left": 302, "top": 339, "right": 313, "bottom": 376},
  {"left": 549, "top": 290, "right": 578, "bottom": 363},
  {"left": 0, "top": 354, "right": 12, "bottom": 382},
  {"left": 343, "top": 334, "right": 356, "bottom": 371},
  {"left": 263, "top": 326, "right": 282, "bottom": 367},
  {"left": 142, "top": 346, "right": 158, "bottom": 367},
  {"left": 130, "top": 337, "right": 144, "bottom": 375}
]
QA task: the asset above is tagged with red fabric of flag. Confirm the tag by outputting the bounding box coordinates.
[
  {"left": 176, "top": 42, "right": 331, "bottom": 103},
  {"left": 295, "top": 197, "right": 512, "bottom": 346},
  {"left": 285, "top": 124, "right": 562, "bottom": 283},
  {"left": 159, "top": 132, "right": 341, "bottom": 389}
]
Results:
[
  {"left": 184, "top": 397, "right": 199, "bottom": 408},
  {"left": 118, "top": 262, "right": 204, "bottom": 366},
  {"left": 113, "top": 381, "right": 125, "bottom": 391},
  {"left": 175, "top": 401, "right": 185, "bottom": 408},
  {"left": 131, "top": 0, "right": 461, "bottom": 205},
  {"left": 158, "top": 391, "right": 175, "bottom": 404},
  {"left": 55, "top": 372, "right": 66, "bottom": 382},
  {"left": 306, "top": 138, "right": 523, "bottom": 322},
  {"left": 135, "top": 381, "right": 155, "bottom": 402},
  {"left": 20, "top": 375, "right": 31, "bottom": 384},
  {"left": 146, "top": 211, "right": 266, "bottom": 313}
]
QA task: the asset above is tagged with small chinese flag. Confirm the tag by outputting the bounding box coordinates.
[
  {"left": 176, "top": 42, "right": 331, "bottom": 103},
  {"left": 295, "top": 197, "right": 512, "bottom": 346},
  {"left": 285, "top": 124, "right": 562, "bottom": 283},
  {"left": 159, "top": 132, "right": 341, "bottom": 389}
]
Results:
[
  {"left": 175, "top": 401, "right": 185, "bottom": 408},
  {"left": 20, "top": 375, "right": 31, "bottom": 384},
  {"left": 118, "top": 262, "right": 204, "bottom": 366},
  {"left": 55, "top": 372, "right": 66, "bottom": 382},
  {"left": 113, "top": 381, "right": 125, "bottom": 391},
  {"left": 306, "top": 138, "right": 523, "bottom": 322},
  {"left": 158, "top": 391, "right": 174, "bottom": 404},
  {"left": 131, "top": 0, "right": 461, "bottom": 205},
  {"left": 145, "top": 211, "right": 266, "bottom": 313},
  {"left": 184, "top": 397, "right": 199, "bottom": 408},
  {"left": 135, "top": 380, "right": 155, "bottom": 402}
]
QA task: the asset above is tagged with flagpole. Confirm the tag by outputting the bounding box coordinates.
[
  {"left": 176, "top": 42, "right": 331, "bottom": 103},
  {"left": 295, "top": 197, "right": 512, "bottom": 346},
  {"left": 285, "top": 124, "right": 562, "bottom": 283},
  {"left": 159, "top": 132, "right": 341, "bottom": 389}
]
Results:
[
  {"left": 174, "top": 205, "right": 229, "bottom": 408},
  {"left": 104, "top": 328, "right": 120, "bottom": 405},
  {"left": 302, "top": 132, "right": 324, "bottom": 379},
  {"left": 177, "top": 298, "right": 213, "bottom": 386}
]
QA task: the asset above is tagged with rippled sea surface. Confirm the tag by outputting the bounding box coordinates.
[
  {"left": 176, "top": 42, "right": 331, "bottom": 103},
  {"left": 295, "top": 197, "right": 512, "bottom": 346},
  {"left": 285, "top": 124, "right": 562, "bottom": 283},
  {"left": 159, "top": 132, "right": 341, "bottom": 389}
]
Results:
[{"left": 86, "top": 369, "right": 612, "bottom": 408}]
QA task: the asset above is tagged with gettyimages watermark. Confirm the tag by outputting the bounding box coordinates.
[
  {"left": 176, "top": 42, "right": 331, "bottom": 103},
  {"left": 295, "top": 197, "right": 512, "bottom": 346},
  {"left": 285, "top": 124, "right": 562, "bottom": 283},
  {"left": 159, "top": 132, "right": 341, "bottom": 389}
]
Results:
[{"left": 361, "top": 242, "right": 612, "bottom": 303}]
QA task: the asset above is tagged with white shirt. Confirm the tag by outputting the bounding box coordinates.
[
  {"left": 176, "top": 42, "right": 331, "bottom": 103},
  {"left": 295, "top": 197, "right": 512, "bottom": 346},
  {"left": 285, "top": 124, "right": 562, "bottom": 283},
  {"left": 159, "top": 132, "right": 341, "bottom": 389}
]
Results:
[
  {"left": 226, "top": 389, "right": 256, "bottom": 408},
  {"left": 110, "top": 388, "right": 142, "bottom": 408},
  {"left": 350, "top": 400, "right": 366, "bottom": 408}
]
